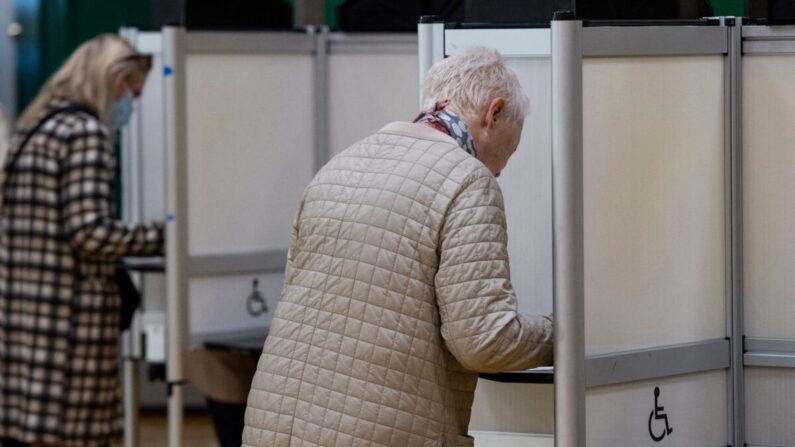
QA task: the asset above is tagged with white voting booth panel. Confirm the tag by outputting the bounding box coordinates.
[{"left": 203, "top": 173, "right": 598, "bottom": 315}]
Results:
[
  {"left": 121, "top": 30, "right": 168, "bottom": 313},
  {"left": 431, "top": 25, "right": 733, "bottom": 444},
  {"left": 743, "top": 54, "right": 795, "bottom": 340},
  {"left": 499, "top": 57, "right": 554, "bottom": 316},
  {"left": 185, "top": 54, "right": 313, "bottom": 258},
  {"left": 745, "top": 367, "right": 795, "bottom": 445},
  {"left": 582, "top": 55, "right": 727, "bottom": 445},
  {"left": 124, "top": 28, "right": 429, "bottom": 447},
  {"left": 327, "top": 38, "right": 419, "bottom": 156},
  {"left": 189, "top": 273, "right": 285, "bottom": 333},
  {"left": 742, "top": 26, "right": 795, "bottom": 447},
  {"left": 470, "top": 56, "right": 556, "bottom": 437},
  {"left": 183, "top": 52, "right": 314, "bottom": 333},
  {"left": 583, "top": 56, "right": 726, "bottom": 355},
  {"left": 587, "top": 371, "right": 727, "bottom": 445}
]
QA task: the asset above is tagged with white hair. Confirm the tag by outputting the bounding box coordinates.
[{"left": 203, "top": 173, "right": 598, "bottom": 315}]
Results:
[{"left": 422, "top": 47, "right": 529, "bottom": 123}]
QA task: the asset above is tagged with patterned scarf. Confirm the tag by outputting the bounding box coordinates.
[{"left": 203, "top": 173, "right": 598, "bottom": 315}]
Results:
[{"left": 414, "top": 101, "right": 477, "bottom": 158}]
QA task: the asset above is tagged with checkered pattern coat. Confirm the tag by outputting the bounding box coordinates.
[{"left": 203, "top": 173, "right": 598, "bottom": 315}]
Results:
[
  {"left": 243, "top": 122, "right": 553, "bottom": 447},
  {"left": 0, "top": 100, "right": 164, "bottom": 446}
]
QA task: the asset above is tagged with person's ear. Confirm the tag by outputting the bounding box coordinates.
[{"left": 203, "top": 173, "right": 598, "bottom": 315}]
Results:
[{"left": 485, "top": 97, "right": 506, "bottom": 129}]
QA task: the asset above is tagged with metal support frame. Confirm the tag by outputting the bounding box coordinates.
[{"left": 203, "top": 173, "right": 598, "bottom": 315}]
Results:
[
  {"left": 327, "top": 32, "right": 417, "bottom": 54},
  {"left": 187, "top": 250, "right": 288, "bottom": 276},
  {"left": 0, "top": 0, "right": 16, "bottom": 122},
  {"left": 587, "top": 339, "right": 730, "bottom": 388},
  {"left": 582, "top": 26, "right": 728, "bottom": 56},
  {"left": 119, "top": 29, "right": 141, "bottom": 447},
  {"left": 743, "top": 25, "right": 795, "bottom": 54},
  {"left": 417, "top": 17, "right": 445, "bottom": 108},
  {"left": 185, "top": 31, "right": 316, "bottom": 54},
  {"left": 727, "top": 18, "right": 745, "bottom": 447},
  {"left": 442, "top": 25, "right": 729, "bottom": 60},
  {"left": 314, "top": 27, "right": 329, "bottom": 171},
  {"left": 486, "top": 340, "right": 730, "bottom": 387},
  {"left": 163, "top": 26, "right": 189, "bottom": 447},
  {"left": 551, "top": 16, "right": 585, "bottom": 447},
  {"left": 745, "top": 338, "right": 795, "bottom": 368},
  {"left": 434, "top": 20, "right": 738, "bottom": 445}
]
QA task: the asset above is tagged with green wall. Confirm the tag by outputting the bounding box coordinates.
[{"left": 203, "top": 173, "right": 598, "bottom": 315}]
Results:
[
  {"left": 16, "top": 0, "right": 152, "bottom": 113},
  {"left": 712, "top": 0, "right": 745, "bottom": 15},
  {"left": 15, "top": 0, "right": 153, "bottom": 216},
  {"left": 322, "top": 0, "right": 747, "bottom": 30}
]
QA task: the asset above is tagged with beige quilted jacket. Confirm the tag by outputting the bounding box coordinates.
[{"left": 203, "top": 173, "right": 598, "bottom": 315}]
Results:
[{"left": 243, "top": 122, "right": 553, "bottom": 447}]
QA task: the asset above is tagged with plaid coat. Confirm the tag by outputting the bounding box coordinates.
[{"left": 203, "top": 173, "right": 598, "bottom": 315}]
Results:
[{"left": 0, "top": 99, "right": 164, "bottom": 446}]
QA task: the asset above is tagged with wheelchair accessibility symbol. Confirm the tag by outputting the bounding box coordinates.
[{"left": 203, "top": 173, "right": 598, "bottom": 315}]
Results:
[{"left": 648, "top": 387, "right": 673, "bottom": 442}]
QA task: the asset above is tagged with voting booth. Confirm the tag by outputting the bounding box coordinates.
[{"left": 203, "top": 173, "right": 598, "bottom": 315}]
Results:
[
  {"left": 119, "top": 18, "right": 795, "bottom": 447},
  {"left": 420, "top": 18, "right": 741, "bottom": 446},
  {"left": 742, "top": 25, "right": 795, "bottom": 447},
  {"left": 120, "top": 27, "right": 419, "bottom": 447}
]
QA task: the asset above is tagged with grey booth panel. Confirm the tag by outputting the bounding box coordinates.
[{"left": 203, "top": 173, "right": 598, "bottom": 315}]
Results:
[
  {"left": 185, "top": 53, "right": 315, "bottom": 256},
  {"left": 742, "top": 53, "right": 795, "bottom": 339},
  {"left": 583, "top": 56, "right": 727, "bottom": 355},
  {"left": 745, "top": 367, "right": 795, "bottom": 446}
]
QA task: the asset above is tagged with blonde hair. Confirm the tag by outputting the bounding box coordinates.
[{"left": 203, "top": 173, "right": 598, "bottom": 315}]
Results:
[
  {"left": 423, "top": 47, "right": 529, "bottom": 123},
  {"left": 17, "top": 34, "right": 151, "bottom": 130}
]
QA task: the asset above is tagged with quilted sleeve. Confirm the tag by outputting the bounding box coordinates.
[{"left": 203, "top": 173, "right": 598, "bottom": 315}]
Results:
[
  {"left": 435, "top": 171, "right": 553, "bottom": 373},
  {"left": 60, "top": 120, "right": 164, "bottom": 259}
]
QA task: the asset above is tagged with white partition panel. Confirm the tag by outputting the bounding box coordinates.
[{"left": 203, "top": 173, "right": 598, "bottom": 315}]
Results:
[
  {"left": 189, "top": 272, "right": 282, "bottom": 334},
  {"left": 743, "top": 54, "right": 795, "bottom": 339},
  {"left": 587, "top": 371, "right": 727, "bottom": 446},
  {"left": 123, "top": 31, "right": 169, "bottom": 312},
  {"left": 469, "top": 56, "right": 555, "bottom": 438},
  {"left": 470, "top": 382, "right": 554, "bottom": 434},
  {"left": 139, "top": 37, "right": 168, "bottom": 225},
  {"left": 745, "top": 367, "right": 795, "bottom": 445},
  {"left": 328, "top": 52, "right": 419, "bottom": 156},
  {"left": 499, "top": 57, "right": 553, "bottom": 316},
  {"left": 583, "top": 56, "right": 726, "bottom": 355},
  {"left": 185, "top": 54, "right": 314, "bottom": 256}
]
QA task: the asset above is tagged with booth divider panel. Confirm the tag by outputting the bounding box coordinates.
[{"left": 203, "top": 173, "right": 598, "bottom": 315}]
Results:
[
  {"left": 745, "top": 367, "right": 795, "bottom": 445},
  {"left": 470, "top": 382, "right": 554, "bottom": 435},
  {"left": 185, "top": 53, "right": 315, "bottom": 256},
  {"left": 467, "top": 57, "right": 555, "bottom": 439},
  {"left": 139, "top": 46, "right": 167, "bottom": 223},
  {"left": 189, "top": 272, "right": 282, "bottom": 335},
  {"left": 498, "top": 57, "right": 554, "bottom": 316},
  {"left": 742, "top": 55, "right": 795, "bottom": 339},
  {"left": 583, "top": 56, "right": 726, "bottom": 355},
  {"left": 586, "top": 370, "right": 727, "bottom": 446},
  {"left": 328, "top": 53, "right": 419, "bottom": 157}
]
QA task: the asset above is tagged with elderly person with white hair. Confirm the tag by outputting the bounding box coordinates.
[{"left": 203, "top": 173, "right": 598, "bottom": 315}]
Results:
[{"left": 243, "top": 47, "right": 553, "bottom": 447}]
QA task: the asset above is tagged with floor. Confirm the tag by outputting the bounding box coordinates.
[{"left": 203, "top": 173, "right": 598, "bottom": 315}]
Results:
[{"left": 140, "top": 410, "right": 219, "bottom": 447}]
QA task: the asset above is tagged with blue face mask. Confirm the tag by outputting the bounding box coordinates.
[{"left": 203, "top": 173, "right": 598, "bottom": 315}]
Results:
[{"left": 110, "top": 90, "right": 134, "bottom": 130}]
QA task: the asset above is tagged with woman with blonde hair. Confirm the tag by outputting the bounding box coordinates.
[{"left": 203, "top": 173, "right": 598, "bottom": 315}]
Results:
[{"left": 0, "top": 34, "right": 164, "bottom": 447}]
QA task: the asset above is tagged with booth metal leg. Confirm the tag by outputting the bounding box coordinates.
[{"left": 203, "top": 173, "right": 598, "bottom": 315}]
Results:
[
  {"left": 417, "top": 16, "right": 445, "bottom": 108},
  {"left": 122, "top": 348, "right": 140, "bottom": 447},
  {"left": 164, "top": 25, "right": 189, "bottom": 447},
  {"left": 168, "top": 386, "right": 184, "bottom": 447},
  {"left": 551, "top": 13, "right": 585, "bottom": 447}
]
